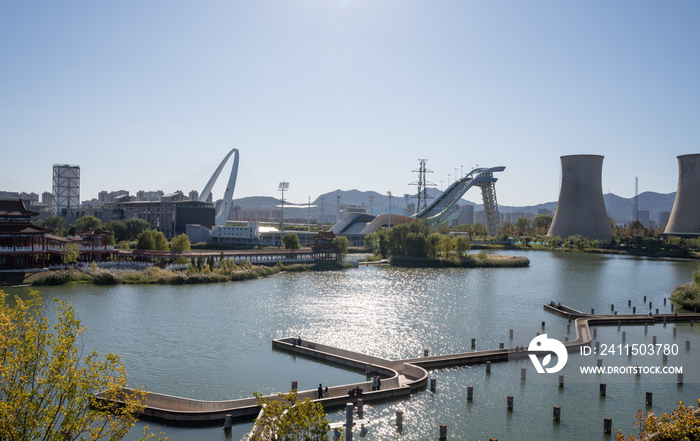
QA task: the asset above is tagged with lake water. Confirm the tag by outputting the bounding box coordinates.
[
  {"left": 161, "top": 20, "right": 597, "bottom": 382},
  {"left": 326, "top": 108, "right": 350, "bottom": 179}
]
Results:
[{"left": 7, "top": 250, "right": 700, "bottom": 440}]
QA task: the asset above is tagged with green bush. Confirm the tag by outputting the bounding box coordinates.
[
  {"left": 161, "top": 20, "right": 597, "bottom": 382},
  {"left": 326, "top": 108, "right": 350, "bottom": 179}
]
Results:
[
  {"left": 670, "top": 282, "right": 700, "bottom": 311},
  {"left": 92, "top": 271, "right": 118, "bottom": 285}
]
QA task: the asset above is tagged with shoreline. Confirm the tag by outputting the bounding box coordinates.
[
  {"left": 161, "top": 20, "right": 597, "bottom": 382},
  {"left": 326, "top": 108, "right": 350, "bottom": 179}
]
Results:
[{"left": 15, "top": 261, "right": 353, "bottom": 287}]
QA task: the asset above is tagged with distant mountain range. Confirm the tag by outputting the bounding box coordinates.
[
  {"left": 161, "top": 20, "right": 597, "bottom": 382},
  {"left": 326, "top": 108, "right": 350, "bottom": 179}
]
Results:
[{"left": 230, "top": 190, "right": 677, "bottom": 226}]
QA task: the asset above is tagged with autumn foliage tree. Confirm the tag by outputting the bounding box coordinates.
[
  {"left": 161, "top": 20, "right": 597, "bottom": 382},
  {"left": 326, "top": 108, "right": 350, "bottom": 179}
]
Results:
[
  {"left": 247, "top": 391, "right": 330, "bottom": 441},
  {"left": 0, "top": 290, "right": 152, "bottom": 440},
  {"left": 616, "top": 400, "right": 700, "bottom": 441}
]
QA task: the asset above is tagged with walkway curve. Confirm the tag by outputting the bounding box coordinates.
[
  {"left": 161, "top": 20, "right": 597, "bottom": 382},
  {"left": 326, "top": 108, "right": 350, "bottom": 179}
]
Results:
[{"left": 96, "top": 306, "right": 700, "bottom": 425}]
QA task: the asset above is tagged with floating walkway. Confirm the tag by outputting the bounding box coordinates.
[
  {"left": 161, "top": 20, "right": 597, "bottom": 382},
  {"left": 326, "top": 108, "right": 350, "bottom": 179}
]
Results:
[{"left": 97, "top": 305, "right": 700, "bottom": 425}]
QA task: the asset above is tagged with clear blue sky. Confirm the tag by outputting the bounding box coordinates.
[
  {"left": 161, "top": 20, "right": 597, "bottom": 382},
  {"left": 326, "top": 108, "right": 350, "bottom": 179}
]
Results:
[{"left": 2, "top": 1, "right": 699, "bottom": 207}]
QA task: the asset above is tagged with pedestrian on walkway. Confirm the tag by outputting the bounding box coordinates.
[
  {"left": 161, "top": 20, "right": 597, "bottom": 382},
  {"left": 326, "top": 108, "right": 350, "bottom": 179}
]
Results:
[{"left": 318, "top": 383, "right": 324, "bottom": 399}]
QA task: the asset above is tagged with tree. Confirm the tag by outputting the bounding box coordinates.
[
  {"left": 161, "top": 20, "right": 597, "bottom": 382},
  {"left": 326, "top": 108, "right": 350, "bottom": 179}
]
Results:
[
  {"left": 282, "top": 233, "right": 300, "bottom": 250},
  {"left": 426, "top": 233, "right": 441, "bottom": 259},
  {"left": 452, "top": 235, "right": 470, "bottom": 257},
  {"left": 0, "top": 290, "right": 150, "bottom": 440},
  {"left": 76, "top": 215, "right": 102, "bottom": 230},
  {"left": 532, "top": 214, "right": 553, "bottom": 234},
  {"left": 247, "top": 391, "right": 330, "bottom": 441},
  {"left": 103, "top": 220, "right": 128, "bottom": 242},
  {"left": 170, "top": 234, "right": 191, "bottom": 252},
  {"left": 63, "top": 242, "right": 81, "bottom": 265},
  {"left": 153, "top": 231, "right": 168, "bottom": 251},
  {"left": 124, "top": 219, "right": 151, "bottom": 241},
  {"left": 66, "top": 224, "right": 78, "bottom": 237},
  {"left": 616, "top": 400, "right": 700, "bottom": 440},
  {"left": 37, "top": 215, "right": 64, "bottom": 231},
  {"left": 514, "top": 217, "right": 530, "bottom": 235},
  {"left": 136, "top": 230, "right": 155, "bottom": 250},
  {"left": 332, "top": 236, "right": 349, "bottom": 262}
]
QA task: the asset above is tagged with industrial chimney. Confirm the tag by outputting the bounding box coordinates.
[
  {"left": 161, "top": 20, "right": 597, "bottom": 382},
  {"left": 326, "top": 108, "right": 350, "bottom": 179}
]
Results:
[
  {"left": 664, "top": 154, "right": 700, "bottom": 236},
  {"left": 548, "top": 155, "right": 613, "bottom": 240}
]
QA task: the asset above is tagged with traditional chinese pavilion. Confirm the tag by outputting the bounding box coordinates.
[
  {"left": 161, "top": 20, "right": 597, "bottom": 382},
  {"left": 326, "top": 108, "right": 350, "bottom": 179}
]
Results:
[
  {"left": 308, "top": 231, "right": 337, "bottom": 260},
  {"left": 0, "top": 199, "right": 116, "bottom": 271},
  {"left": 0, "top": 199, "right": 53, "bottom": 270}
]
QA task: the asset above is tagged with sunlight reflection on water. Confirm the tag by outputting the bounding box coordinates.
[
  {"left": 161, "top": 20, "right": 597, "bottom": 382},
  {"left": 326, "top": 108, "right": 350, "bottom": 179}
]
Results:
[{"left": 7, "top": 251, "right": 700, "bottom": 440}]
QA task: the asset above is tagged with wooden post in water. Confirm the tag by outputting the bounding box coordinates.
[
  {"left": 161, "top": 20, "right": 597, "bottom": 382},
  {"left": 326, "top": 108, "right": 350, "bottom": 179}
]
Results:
[
  {"left": 424, "top": 349, "right": 429, "bottom": 357},
  {"left": 467, "top": 386, "right": 473, "bottom": 400},
  {"left": 622, "top": 331, "right": 626, "bottom": 341},
  {"left": 430, "top": 378, "right": 436, "bottom": 392},
  {"left": 553, "top": 406, "right": 561, "bottom": 421},
  {"left": 507, "top": 396, "right": 513, "bottom": 409},
  {"left": 486, "top": 361, "right": 491, "bottom": 373},
  {"left": 521, "top": 368, "right": 526, "bottom": 380},
  {"left": 678, "top": 373, "right": 684, "bottom": 384},
  {"left": 646, "top": 391, "right": 653, "bottom": 405},
  {"left": 509, "top": 329, "right": 514, "bottom": 338},
  {"left": 223, "top": 414, "right": 233, "bottom": 431},
  {"left": 604, "top": 418, "right": 612, "bottom": 433},
  {"left": 357, "top": 399, "right": 363, "bottom": 415},
  {"left": 439, "top": 424, "right": 447, "bottom": 439},
  {"left": 471, "top": 338, "right": 476, "bottom": 348},
  {"left": 600, "top": 383, "right": 606, "bottom": 396},
  {"left": 673, "top": 326, "right": 677, "bottom": 336},
  {"left": 597, "top": 358, "right": 603, "bottom": 368},
  {"left": 499, "top": 342, "right": 504, "bottom": 349},
  {"left": 292, "top": 381, "right": 297, "bottom": 391},
  {"left": 653, "top": 336, "right": 657, "bottom": 345},
  {"left": 558, "top": 375, "right": 564, "bottom": 387},
  {"left": 686, "top": 340, "right": 691, "bottom": 350},
  {"left": 611, "top": 303, "right": 614, "bottom": 311},
  {"left": 346, "top": 403, "right": 354, "bottom": 441},
  {"left": 396, "top": 410, "right": 403, "bottom": 426},
  {"left": 633, "top": 306, "right": 636, "bottom": 314}
]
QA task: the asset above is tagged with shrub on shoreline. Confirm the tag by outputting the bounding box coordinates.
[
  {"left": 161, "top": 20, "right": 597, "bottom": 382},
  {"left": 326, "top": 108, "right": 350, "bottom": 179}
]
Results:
[
  {"left": 390, "top": 255, "right": 530, "bottom": 268},
  {"left": 670, "top": 282, "right": 700, "bottom": 311},
  {"left": 27, "top": 261, "right": 352, "bottom": 287}
]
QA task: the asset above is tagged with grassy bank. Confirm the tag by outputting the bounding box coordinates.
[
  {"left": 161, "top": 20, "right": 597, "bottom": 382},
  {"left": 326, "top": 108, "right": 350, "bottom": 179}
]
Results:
[
  {"left": 670, "top": 282, "right": 700, "bottom": 312},
  {"left": 390, "top": 254, "right": 530, "bottom": 268},
  {"left": 26, "top": 261, "right": 352, "bottom": 286}
]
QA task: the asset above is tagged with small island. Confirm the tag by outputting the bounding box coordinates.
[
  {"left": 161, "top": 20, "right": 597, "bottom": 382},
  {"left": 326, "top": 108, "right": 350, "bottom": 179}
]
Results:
[{"left": 362, "top": 221, "right": 530, "bottom": 269}]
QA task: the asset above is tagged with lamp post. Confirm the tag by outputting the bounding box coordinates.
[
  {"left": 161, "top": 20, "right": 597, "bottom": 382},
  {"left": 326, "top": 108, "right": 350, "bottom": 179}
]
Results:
[
  {"left": 404, "top": 194, "right": 410, "bottom": 223},
  {"left": 336, "top": 195, "right": 341, "bottom": 224},
  {"left": 368, "top": 195, "right": 374, "bottom": 215},
  {"left": 387, "top": 191, "right": 392, "bottom": 229},
  {"left": 448, "top": 174, "right": 451, "bottom": 187},
  {"left": 461, "top": 165, "right": 463, "bottom": 179},
  {"left": 278, "top": 182, "right": 289, "bottom": 247}
]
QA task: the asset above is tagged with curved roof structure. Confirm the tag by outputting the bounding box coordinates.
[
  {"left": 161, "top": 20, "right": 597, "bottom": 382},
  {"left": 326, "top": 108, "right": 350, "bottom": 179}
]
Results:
[{"left": 329, "top": 212, "right": 376, "bottom": 235}]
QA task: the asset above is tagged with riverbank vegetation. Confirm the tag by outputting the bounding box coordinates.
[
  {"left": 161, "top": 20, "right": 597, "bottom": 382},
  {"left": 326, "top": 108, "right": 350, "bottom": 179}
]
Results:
[
  {"left": 26, "top": 260, "right": 352, "bottom": 287},
  {"left": 363, "top": 221, "right": 529, "bottom": 268},
  {"left": 670, "top": 266, "right": 700, "bottom": 312}
]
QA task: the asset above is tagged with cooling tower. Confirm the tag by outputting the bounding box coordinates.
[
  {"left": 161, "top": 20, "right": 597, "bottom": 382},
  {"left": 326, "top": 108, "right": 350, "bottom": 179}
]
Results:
[
  {"left": 547, "top": 155, "right": 613, "bottom": 240},
  {"left": 664, "top": 154, "right": 700, "bottom": 235}
]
